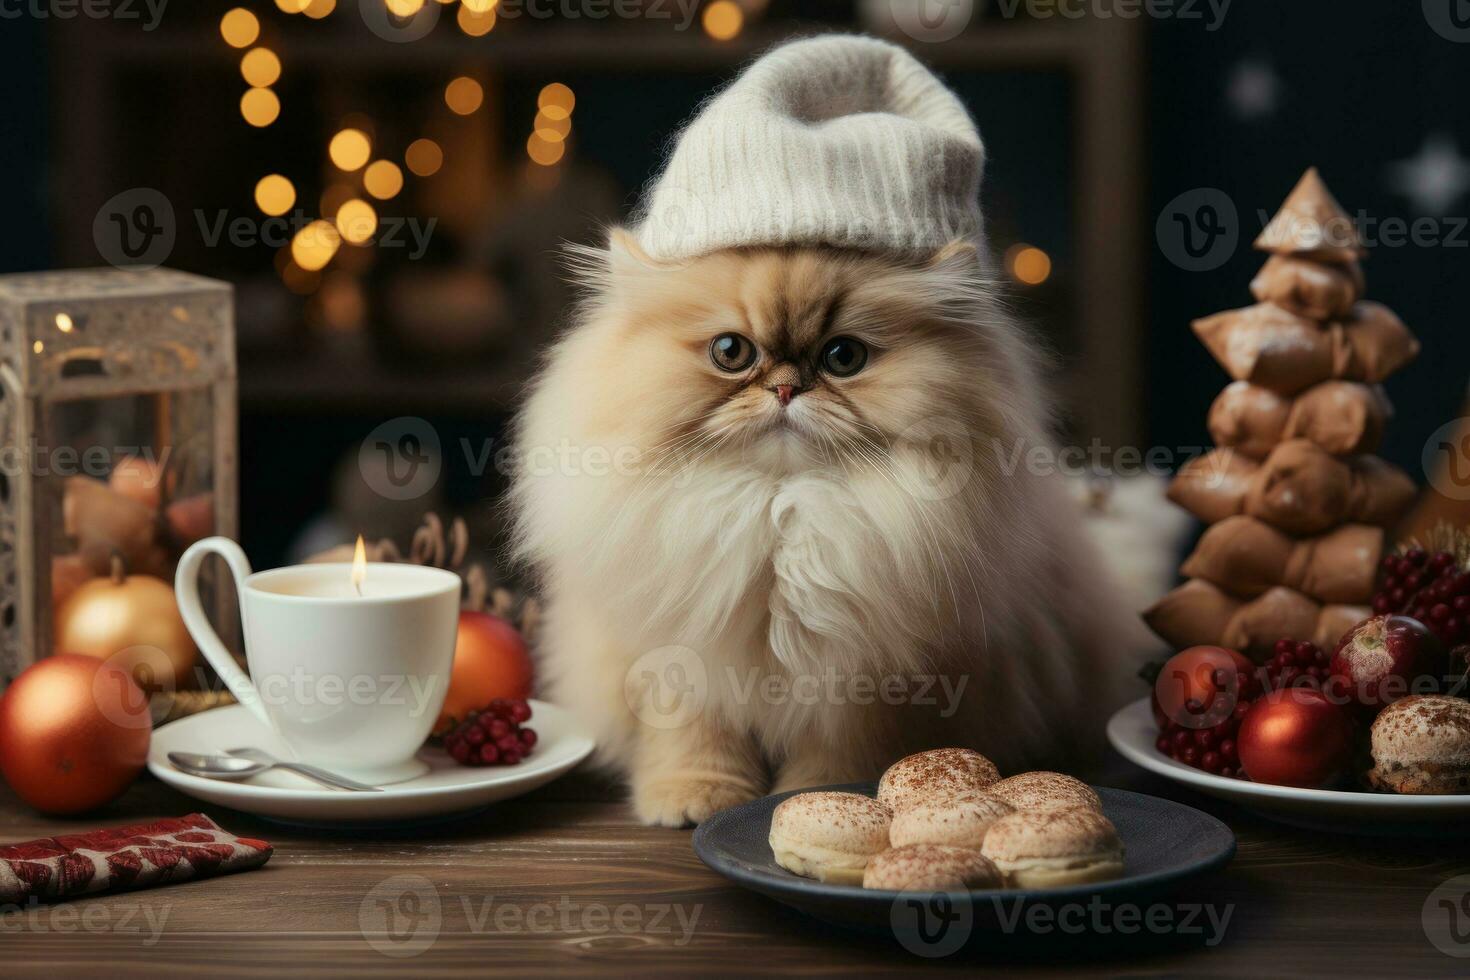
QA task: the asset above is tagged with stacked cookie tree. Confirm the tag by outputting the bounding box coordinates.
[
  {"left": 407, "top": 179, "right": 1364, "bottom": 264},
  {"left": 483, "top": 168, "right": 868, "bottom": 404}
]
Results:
[{"left": 1146, "top": 169, "right": 1421, "bottom": 660}]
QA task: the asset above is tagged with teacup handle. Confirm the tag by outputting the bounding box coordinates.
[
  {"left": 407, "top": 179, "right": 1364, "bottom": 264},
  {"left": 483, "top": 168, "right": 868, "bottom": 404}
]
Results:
[{"left": 176, "top": 536, "right": 270, "bottom": 729}]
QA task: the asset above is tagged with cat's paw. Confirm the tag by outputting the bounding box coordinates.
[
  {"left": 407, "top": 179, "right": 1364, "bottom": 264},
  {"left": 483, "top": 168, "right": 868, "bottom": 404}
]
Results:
[{"left": 632, "top": 775, "right": 761, "bottom": 827}]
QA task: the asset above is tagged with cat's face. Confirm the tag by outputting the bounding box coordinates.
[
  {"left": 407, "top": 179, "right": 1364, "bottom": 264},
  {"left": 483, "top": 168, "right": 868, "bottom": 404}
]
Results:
[{"left": 566, "top": 232, "right": 1014, "bottom": 474}]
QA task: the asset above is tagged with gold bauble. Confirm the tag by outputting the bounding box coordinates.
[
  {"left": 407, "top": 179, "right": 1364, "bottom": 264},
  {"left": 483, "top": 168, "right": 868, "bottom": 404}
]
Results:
[{"left": 55, "top": 562, "right": 197, "bottom": 690}]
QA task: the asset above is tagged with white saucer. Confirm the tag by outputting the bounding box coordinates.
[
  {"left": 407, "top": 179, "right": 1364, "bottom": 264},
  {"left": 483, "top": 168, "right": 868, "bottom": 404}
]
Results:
[
  {"left": 149, "top": 700, "right": 595, "bottom": 825},
  {"left": 1107, "top": 696, "right": 1470, "bottom": 831}
]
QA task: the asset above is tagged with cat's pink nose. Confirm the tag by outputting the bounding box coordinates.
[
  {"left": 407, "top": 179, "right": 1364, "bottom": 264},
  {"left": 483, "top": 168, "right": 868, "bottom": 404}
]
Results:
[{"left": 775, "top": 385, "right": 797, "bottom": 406}]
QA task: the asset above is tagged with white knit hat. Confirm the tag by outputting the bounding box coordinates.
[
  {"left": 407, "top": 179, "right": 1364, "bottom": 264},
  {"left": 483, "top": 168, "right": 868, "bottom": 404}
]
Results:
[{"left": 632, "top": 35, "right": 985, "bottom": 263}]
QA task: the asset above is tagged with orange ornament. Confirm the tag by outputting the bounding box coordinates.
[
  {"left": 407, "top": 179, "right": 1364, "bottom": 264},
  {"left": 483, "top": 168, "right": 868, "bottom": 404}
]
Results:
[
  {"left": 436, "top": 611, "right": 533, "bottom": 730},
  {"left": 54, "top": 555, "right": 197, "bottom": 691},
  {"left": 0, "top": 654, "right": 152, "bottom": 814}
]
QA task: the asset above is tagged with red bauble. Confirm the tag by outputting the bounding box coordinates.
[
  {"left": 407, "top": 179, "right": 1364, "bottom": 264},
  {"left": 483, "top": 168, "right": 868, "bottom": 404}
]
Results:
[
  {"left": 1236, "top": 687, "right": 1355, "bottom": 788},
  {"left": 0, "top": 654, "right": 152, "bottom": 814},
  {"left": 1328, "top": 614, "right": 1446, "bottom": 716},
  {"left": 1154, "top": 645, "right": 1255, "bottom": 730},
  {"left": 435, "top": 611, "right": 533, "bottom": 731}
]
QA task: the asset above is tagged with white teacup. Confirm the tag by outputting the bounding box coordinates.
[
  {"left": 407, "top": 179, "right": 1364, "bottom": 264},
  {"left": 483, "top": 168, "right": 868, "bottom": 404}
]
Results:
[{"left": 175, "top": 537, "right": 461, "bottom": 784}]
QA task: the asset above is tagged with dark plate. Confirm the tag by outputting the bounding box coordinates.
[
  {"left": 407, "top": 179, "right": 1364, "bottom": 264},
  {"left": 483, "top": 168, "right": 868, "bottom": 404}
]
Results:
[{"left": 692, "top": 783, "right": 1235, "bottom": 948}]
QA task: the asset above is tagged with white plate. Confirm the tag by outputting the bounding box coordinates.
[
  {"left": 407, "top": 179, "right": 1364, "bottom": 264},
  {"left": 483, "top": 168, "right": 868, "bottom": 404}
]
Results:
[
  {"left": 1107, "top": 696, "right": 1470, "bottom": 830},
  {"left": 149, "top": 700, "right": 595, "bottom": 825}
]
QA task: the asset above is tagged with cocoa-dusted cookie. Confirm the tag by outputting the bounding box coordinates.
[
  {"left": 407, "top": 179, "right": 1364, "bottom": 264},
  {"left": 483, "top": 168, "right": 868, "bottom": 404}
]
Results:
[
  {"left": 863, "top": 844, "right": 1004, "bottom": 891},
  {"left": 877, "top": 749, "right": 1001, "bottom": 813},
  {"left": 981, "top": 806, "right": 1125, "bottom": 888},
  {"left": 888, "top": 790, "right": 1013, "bottom": 849},
  {"left": 987, "top": 772, "right": 1102, "bottom": 813},
  {"left": 1367, "top": 695, "right": 1470, "bottom": 795},
  {"left": 769, "top": 791, "right": 892, "bottom": 885}
]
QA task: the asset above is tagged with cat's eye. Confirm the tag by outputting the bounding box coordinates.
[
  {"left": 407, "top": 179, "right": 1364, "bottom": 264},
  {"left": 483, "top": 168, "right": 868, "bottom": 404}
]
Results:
[
  {"left": 819, "top": 336, "right": 868, "bottom": 378},
  {"left": 709, "top": 333, "right": 757, "bottom": 372}
]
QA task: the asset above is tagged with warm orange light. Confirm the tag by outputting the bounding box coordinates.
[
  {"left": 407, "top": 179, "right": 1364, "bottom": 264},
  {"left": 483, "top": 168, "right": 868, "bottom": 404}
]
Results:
[
  {"left": 457, "top": 3, "right": 495, "bottom": 34},
  {"left": 363, "top": 160, "right": 404, "bottom": 200},
  {"left": 445, "top": 76, "right": 484, "bottom": 115},
  {"left": 255, "top": 174, "right": 296, "bottom": 216},
  {"left": 385, "top": 0, "right": 425, "bottom": 15},
  {"left": 462, "top": 0, "right": 497, "bottom": 10},
  {"left": 329, "top": 128, "right": 372, "bottom": 171},
  {"left": 240, "top": 88, "right": 281, "bottom": 127},
  {"left": 241, "top": 48, "right": 281, "bottom": 88},
  {"left": 1008, "top": 244, "right": 1052, "bottom": 285},
  {"left": 303, "top": 0, "right": 336, "bottom": 17},
  {"left": 702, "top": 0, "right": 743, "bottom": 41},
  {"left": 275, "top": 0, "right": 310, "bottom": 12},
  {"left": 351, "top": 535, "right": 367, "bottom": 594},
  {"left": 336, "top": 199, "right": 378, "bottom": 245},
  {"left": 54, "top": 313, "right": 74, "bottom": 333},
  {"left": 537, "top": 83, "right": 575, "bottom": 115},
  {"left": 220, "top": 8, "right": 260, "bottom": 48},
  {"left": 292, "top": 220, "right": 342, "bottom": 272},
  {"left": 534, "top": 110, "right": 571, "bottom": 142},
  {"left": 405, "top": 138, "right": 443, "bottom": 177},
  {"left": 527, "top": 133, "right": 565, "bottom": 166}
]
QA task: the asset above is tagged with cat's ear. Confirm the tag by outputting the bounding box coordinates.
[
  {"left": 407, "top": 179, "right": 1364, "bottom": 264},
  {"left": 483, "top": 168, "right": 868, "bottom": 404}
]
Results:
[
  {"left": 565, "top": 227, "right": 666, "bottom": 292},
  {"left": 606, "top": 227, "right": 666, "bottom": 277},
  {"left": 927, "top": 239, "right": 979, "bottom": 273}
]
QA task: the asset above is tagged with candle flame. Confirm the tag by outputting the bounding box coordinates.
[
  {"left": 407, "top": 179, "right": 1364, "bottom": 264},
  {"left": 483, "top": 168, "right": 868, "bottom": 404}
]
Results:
[{"left": 352, "top": 535, "right": 367, "bottom": 595}]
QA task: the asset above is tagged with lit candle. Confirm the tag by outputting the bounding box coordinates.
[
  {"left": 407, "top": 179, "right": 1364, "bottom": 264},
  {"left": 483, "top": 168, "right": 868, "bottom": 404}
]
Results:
[{"left": 352, "top": 534, "right": 367, "bottom": 596}]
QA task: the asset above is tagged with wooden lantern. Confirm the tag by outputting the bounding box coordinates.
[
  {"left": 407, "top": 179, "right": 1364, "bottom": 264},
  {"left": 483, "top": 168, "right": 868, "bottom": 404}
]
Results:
[{"left": 0, "top": 268, "right": 237, "bottom": 683}]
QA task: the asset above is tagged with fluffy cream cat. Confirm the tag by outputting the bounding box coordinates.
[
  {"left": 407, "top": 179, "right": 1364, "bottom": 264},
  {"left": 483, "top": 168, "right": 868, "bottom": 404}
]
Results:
[{"left": 511, "top": 232, "right": 1141, "bottom": 826}]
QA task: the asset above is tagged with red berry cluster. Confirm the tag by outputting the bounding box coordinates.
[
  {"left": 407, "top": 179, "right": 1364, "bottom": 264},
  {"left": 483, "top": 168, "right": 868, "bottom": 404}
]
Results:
[
  {"left": 1373, "top": 548, "right": 1470, "bottom": 646},
  {"left": 1153, "top": 640, "right": 1332, "bottom": 779},
  {"left": 444, "top": 698, "right": 537, "bottom": 767},
  {"left": 1262, "top": 638, "right": 1333, "bottom": 690},
  {"left": 1154, "top": 666, "right": 1259, "bottom": 779}
]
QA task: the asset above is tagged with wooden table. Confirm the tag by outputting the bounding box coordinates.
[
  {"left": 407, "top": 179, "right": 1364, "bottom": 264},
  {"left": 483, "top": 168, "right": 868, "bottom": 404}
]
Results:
[{"left": 3, "top": 754, "right": 1468, "bottom": 977}]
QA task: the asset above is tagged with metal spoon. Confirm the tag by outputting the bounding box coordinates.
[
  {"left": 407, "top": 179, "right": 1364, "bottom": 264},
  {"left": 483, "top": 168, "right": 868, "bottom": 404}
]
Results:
[{"left": 168, "top": 750, "right": 382, "bottom": 792}]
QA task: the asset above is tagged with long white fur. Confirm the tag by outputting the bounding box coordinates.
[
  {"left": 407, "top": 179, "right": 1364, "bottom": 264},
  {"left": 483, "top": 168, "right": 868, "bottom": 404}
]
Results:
[{"left": 511, "top": 235, "right": 1147, "bottom": 826}]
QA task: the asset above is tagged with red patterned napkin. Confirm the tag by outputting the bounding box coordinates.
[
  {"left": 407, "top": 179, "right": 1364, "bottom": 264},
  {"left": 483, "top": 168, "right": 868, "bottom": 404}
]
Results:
[{"left": 0, "top": 813, "right": 272, "bottom": 904}]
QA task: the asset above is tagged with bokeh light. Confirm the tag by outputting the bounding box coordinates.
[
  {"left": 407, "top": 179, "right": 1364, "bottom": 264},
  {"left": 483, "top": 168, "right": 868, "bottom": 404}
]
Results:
[
  {"left": 329, "top": 128, "right": 372, "bottom": 171},
  {"left": 240, "top": 88, "right": 281, "bottom": 127},
  {"left": 240, "top": 48, "right": 282, "bottom": 88},
  {"left": 538, "top": 83, "right": 575, "bottom": 116},
  {"left": 445, "top": 77, "right": 485, "bottom": 115},
  {"left": 254, "top": 174, "right": 297, "bottom": 216},
  {"left": 405, "top": 138, "right": 443, "bottom": 177},
  {"left": 527, "top": 133, "right": 565, "bottom": 167},
  {"left": 275, "top": 0, "right": 310, "bottom": 12},
  {"left": 1007, "top": 244, "right": 1052, "bottom": 285},
  {"left": 457, "top": 4, "right": 495, "bottom": 35},
  {"left": 220, "top": 9, "right": 260, "bottom": 48},
  {"left": 363, "top": 160, "right": 404, "bottom": 200},
  {"left": 702, "top": 0, "right": 743, "bottom": 41},
  {"left": 336, "top": 199, "right": 379, "bottom": 245},
  {"left": 291, "top": 220, "right": 341, "bottom": 272},
  {"left": 534, "top": 111, "right": 571, "bottom": 142},
  {"left": 303, "top": 0, "right": 336, "bottom": 17},
  {"left": 385, "top": 0, "right": 425, "bottom": 15}
]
